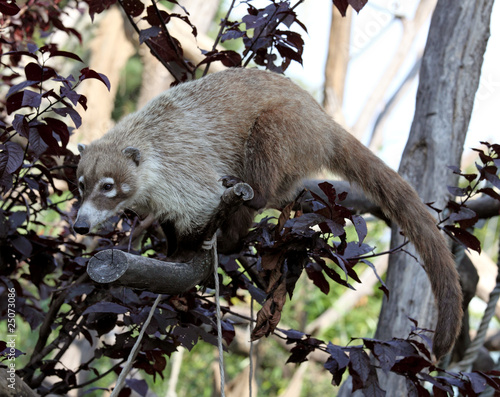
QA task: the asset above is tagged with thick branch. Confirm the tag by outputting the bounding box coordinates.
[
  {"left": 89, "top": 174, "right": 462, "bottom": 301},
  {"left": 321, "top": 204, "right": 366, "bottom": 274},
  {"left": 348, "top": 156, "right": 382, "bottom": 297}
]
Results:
[
  {"left": 299, "top": 179, "right": 389, "bottom": 222},
  {"left": 87, "top": 249, "right": 212, "bottom": 294},
  {"left": 0, "top": 369, "right": 38, "bottom": 397},
  {"left": 300, "top": 179, "right": 499, "bottom": 221}
]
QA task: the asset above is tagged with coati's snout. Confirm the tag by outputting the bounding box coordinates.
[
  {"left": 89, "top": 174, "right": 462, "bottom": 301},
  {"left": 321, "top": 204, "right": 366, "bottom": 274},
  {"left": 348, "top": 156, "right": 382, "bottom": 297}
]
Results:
[{"left": 73, "top": 219, "right": 90, "bottom": 235}]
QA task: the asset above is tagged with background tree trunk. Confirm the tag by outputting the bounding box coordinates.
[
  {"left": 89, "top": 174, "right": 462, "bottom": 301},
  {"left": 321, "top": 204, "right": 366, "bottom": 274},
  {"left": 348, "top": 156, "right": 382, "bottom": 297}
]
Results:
[
  {"left": 337, "top": 0, "right": 495, "bottom": 395},
  {"left": 73, "top": 7, "right": 135, "bottom": 143},
  {"left": 322, "top": 8, "right": 351, "bottom": 125},
  {"left": 136, "top": 0, "right": 221, "bottom": 107},
  {"left": 374, "top": 0, "right": 495, "bottom": 393}
]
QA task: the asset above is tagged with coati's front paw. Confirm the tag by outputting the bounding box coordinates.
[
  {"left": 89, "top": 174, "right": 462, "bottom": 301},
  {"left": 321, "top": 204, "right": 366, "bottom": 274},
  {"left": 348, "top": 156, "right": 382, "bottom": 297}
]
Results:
[
  {"left": 202, "top": 233, "right": 217, "bottom": 250},
  {"left": 219, "top": 175, "right": 244, "bottom": 188}
]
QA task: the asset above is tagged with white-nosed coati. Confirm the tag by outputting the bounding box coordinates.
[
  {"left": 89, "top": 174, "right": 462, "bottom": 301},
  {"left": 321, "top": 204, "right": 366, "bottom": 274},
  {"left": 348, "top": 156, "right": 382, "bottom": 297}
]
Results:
[{"left": 74, "top": 67, "right": 462, "bottom": 359}]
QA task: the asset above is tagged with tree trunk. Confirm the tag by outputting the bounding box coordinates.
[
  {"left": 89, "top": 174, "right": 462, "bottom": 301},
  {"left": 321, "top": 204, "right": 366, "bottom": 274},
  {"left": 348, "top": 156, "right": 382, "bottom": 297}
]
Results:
[
  {"left": 374, "top": 0, "right": 495, "bottom": 393},
  {"left": 73, "top": 7, "right": 135, "bottom": 143},
  {"left": 323, "top": 8, "right": 351, "bottom": 125},
  {"left": 136, "top": 0, "right": 221, "bottom": 107}
]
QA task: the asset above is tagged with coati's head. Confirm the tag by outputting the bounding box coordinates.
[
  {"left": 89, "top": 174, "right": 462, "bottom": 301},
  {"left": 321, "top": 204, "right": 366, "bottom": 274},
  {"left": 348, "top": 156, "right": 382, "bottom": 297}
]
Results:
[{"left": 74, "top": 143, "right": 141, "bottom": 235}]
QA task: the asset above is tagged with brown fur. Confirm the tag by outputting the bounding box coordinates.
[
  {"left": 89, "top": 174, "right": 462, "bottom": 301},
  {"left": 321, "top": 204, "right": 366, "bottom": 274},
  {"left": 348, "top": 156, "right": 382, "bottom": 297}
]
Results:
[{"left": 76, "top": 68, "right": 462, "bottom": 358}]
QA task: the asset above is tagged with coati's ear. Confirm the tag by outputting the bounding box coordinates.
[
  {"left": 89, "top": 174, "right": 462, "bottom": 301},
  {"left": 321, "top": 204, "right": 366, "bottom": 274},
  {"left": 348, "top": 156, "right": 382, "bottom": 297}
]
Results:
[
  {"left": 122, "top": 147, "right": 141, "bottom": 166},
  {"left": 77, "top": 143, "right": 86, "bottom": 154}
]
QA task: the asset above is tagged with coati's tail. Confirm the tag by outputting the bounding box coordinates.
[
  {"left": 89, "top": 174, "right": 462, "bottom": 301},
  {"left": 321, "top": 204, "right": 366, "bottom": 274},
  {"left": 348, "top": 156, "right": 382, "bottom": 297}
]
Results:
[{"left": 328, "top": 124, "right": 463, "bottom": 359}]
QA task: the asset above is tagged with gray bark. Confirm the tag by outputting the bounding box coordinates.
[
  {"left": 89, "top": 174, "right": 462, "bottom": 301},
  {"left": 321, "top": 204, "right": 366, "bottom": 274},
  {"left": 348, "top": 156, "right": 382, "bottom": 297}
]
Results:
[
  {"left": 87, "top": 248, "right": 213, "bottom": 294},
  {"left": 374, "top": 0, "right": 495, "bottom": 394}
]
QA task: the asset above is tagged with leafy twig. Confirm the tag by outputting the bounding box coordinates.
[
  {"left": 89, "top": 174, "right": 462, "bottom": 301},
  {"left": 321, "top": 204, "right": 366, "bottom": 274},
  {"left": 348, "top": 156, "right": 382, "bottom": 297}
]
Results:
[{"left": 203, "top": 0, "right": 238, "bottom": 77}]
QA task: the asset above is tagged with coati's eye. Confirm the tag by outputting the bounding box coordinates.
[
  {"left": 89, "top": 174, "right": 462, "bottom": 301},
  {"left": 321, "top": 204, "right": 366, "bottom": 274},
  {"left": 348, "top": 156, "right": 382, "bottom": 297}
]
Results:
[
  {"left": 79, "top": 181, "right": 85, "bottom": 191},
  {"left": 102, "top": 183, "right": 114, "bottom": 191}
]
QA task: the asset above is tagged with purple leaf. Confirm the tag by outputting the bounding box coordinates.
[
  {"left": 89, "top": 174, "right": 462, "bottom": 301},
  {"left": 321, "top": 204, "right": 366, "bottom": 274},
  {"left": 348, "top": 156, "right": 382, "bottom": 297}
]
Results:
[
  {"left": 466, "top": 372, "right": 488, "bottom": 394},
  {"left": 318, "top": 181, "right": 337, "bottom": 204},
  {"left": 349, "top": 348, "right": 372, "bottom": 392},
  {"left": 11, "top": 235, "right": 33, "bottom": 257},
  {"left": 221, "top": 28, "right": 245, "bottom": 42},
  {"left": 484, "top": 169, "right": 500, "bottom": 189},
  {"left": 349, "top": 0, "right": 368, "bottom": 13},
  {"left": 0, "top": 0, "right": 20, "bottom": 16},
  {"left": 86, "top": 0, "right": 117, "bottom": 21},
  {"left": 79, "top": 67, "right": 111, "bottom": 91},
  {"left": 126, "top": 378, "right": 148, "bottom": 397},
  {"left": 28, "top": 128, "right": 49, "bottom": 156},
  {"left": 44, "top": 117, "right": 70, "bottom": 148},
  {"left": 197, "top": 50, "right": 242, "bottom": 68},
  {"left": 121, "top": 0, "right": 144, "bottom": 17},
  {"left": 343, "top": 242, "right": 373, "bottom": 258},
  {"left": 139, "top": 26, "right": 161, "bottom": 44},
  {"left": 333, "top": 0, "right": 349, "bottom": 16},
  {"left": 7, "top": 80, "right": 40, "bottom": 97},
  {"left": 24, "top": 62, "right": 56, "bottom": 82},
  {"left": 372, "top": 342, "right": 396, "bottom": 373},
  {"left": 9, "top": 211, "right": 27, "bottom": 229},
  {"left": 361, "top": 259, "right": 389, "bottom": 298},
  {"left": 60, "top": 85, "right": 81, "bottom": 106},
  {"left": 305, "top": 262, "right": 330, "bottom": 294},
  {"left": 351, "top": 214, "right": 367, "bottom": 244},
  {"left": 444, "top": 225, "right": 481, "bottom": 253},
  {"left": 12, "top": 114, "right": 29, "bottom": 138},
  {"left": 83, "top": 302, "right": 129, "bottom": 315},
  {"left": 4, "top": 142, "right": 24, "bottom": 173},
  {"left": 478, "top": 187, "right": 500, "bottom": 202},
  {"left": 6, "top": 91, "right": 24, "bottom": 114},
  {"left": 2, "top": 50, "right": 38, "bottom": 60},
  {"left": 48, "top": 50, "right": 83, "bottom": 62},
  {"left": 22, "top": 90, "right": 42, "bottom": 108},
  {"left": 53, "top": 106, "right": 82, "bottom": 129},
  {"left": 447, "top": 185, "right": 468, "bottom": 196},
  {"left": 449, "top": 207, "right": 478, "bottom": 228}
]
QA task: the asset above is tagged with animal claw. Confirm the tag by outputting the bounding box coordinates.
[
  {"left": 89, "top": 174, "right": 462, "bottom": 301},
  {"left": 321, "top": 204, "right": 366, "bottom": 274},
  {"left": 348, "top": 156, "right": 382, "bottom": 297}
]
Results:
[{"left": 219, "top": 175, "right": 243, "bottom": 188}]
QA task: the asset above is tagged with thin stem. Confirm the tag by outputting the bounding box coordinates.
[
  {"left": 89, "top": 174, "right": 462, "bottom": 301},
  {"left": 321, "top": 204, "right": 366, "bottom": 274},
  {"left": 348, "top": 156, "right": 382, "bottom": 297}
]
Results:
[
  {"left": 117, "top": 0, "right": 183, "bottom": 82},
  {"left": 150, "top": 0, "right": 193, "bottom": 76},
  {"left": 110, "top": 294, "right": 162, "bottom": 397},
  {"left": 203, "top": 0, "right": 238, "bottom": 77},
  {"left": 242, "top": 0, "right": 305, "bottom": 68}
]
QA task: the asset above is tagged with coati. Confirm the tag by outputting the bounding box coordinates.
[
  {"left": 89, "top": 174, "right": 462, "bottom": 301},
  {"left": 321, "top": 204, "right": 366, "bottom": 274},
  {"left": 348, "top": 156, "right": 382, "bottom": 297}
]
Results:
[{"left": 74, "top": 67, "right": 462, "bottom": 359}]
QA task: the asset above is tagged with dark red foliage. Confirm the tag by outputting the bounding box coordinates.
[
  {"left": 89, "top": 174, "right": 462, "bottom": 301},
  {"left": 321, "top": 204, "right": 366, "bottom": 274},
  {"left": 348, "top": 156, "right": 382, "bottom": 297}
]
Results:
[
  {"left": 441, "top": 142, "right": 500, "bottom": 253},
  {"left": 333, "top": 0, "right": 368, "bottom": 16}
]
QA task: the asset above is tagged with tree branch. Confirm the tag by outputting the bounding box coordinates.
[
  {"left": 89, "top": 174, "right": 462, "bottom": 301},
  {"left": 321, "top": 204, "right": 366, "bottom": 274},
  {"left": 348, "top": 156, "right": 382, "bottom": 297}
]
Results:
[{"left": 301, "top": 179, "right": 499, "bottom": 221}]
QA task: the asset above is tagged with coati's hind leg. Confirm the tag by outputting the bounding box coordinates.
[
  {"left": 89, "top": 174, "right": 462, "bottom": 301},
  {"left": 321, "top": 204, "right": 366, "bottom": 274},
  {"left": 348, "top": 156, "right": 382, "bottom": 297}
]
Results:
[
  {"left": 161, "top": 220, "right": 178, "bottom": 257},
  {"left": 161, "top": 219, "right": 219, "bottom": 260},
  {"left": 218, "top": 109, "right": 294, "bottom": 253},
  {"left": 217, "top": 206, "right": 256, "bottom": 254}
]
